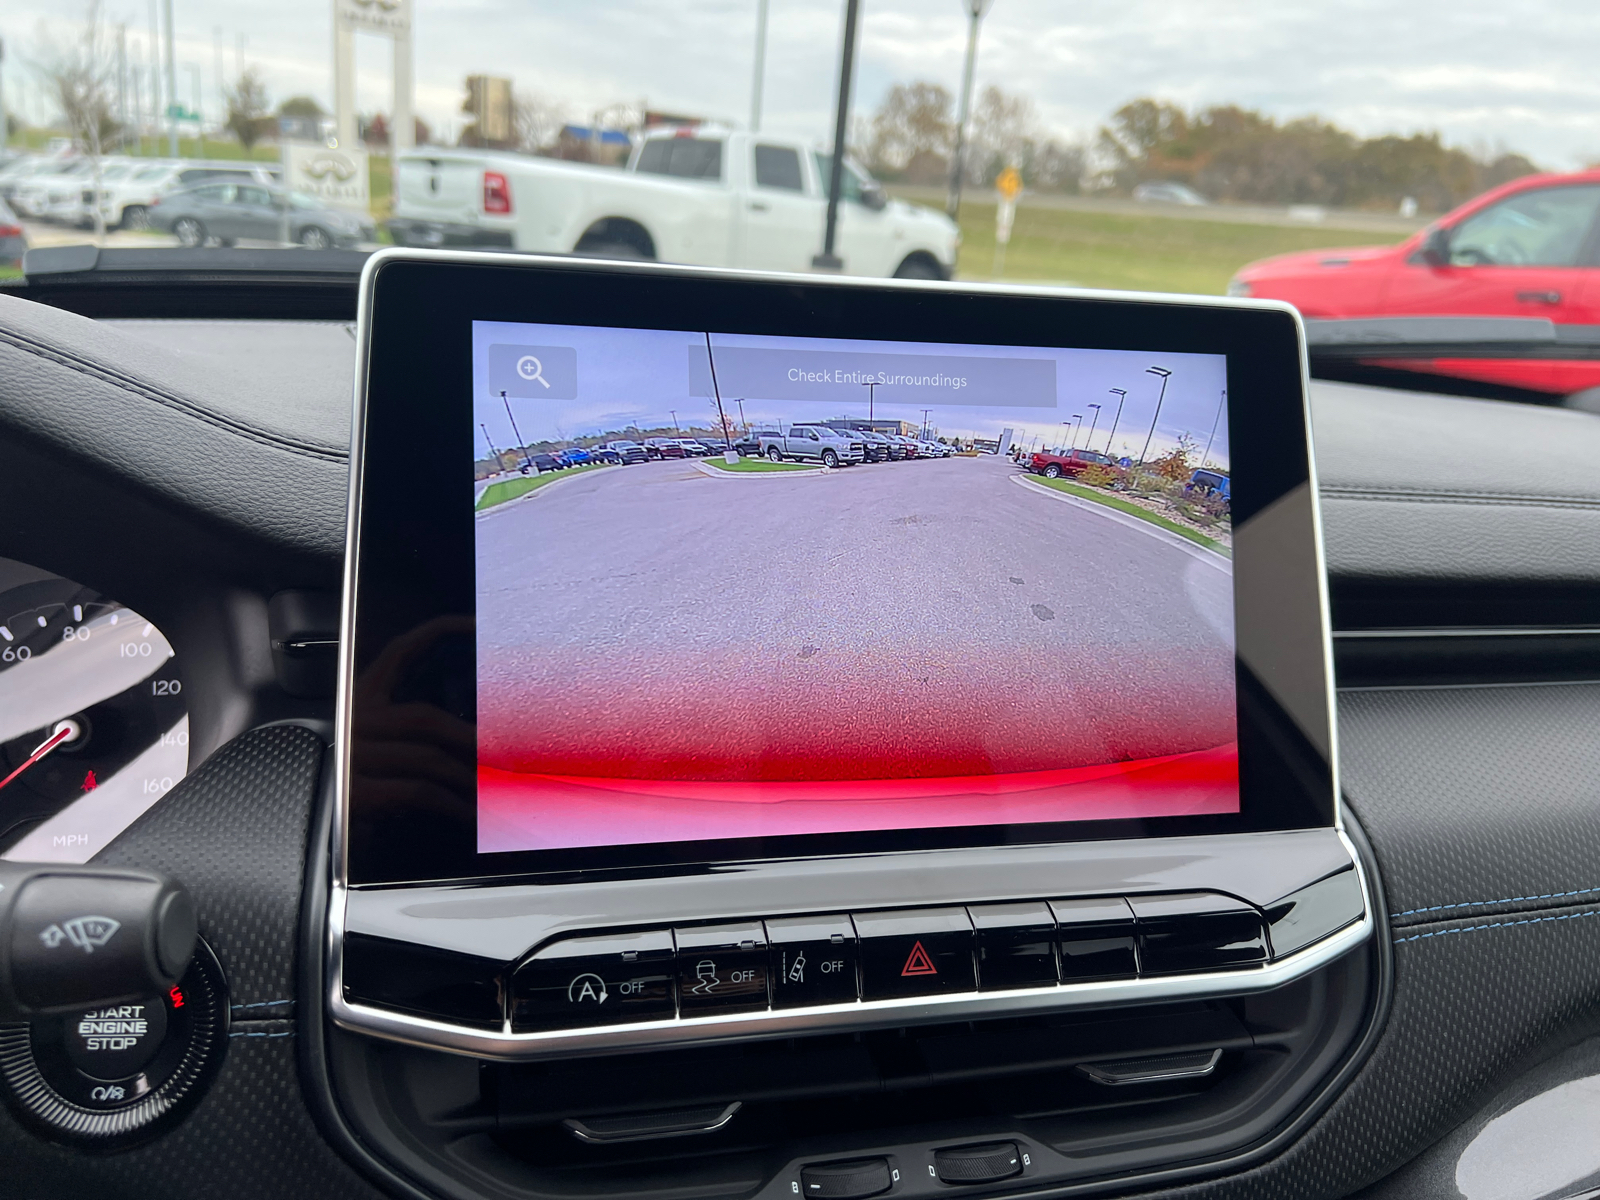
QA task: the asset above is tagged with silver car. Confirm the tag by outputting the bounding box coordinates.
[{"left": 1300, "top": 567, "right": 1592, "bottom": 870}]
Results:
[{"left": 150, "top": 182, "right": 375, "bottom": 249}]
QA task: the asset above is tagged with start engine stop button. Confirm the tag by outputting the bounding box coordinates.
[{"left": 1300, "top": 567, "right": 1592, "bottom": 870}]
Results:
[{"left": 64, "top": 998, "right": 168, "bottom": 1081}]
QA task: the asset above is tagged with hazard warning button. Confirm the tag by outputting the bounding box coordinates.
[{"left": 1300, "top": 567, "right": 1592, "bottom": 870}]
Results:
[{"left": 852, "top": 907, "right": 976, "bottom": 1000}]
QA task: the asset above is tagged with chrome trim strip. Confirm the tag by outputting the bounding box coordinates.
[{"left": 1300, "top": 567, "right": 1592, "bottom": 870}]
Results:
[
  {"left": 330, "top": 250, "right": 1348, "bottom": 1062},
  {"left": 324, "top": 885, "right": 1370, "bottom": 1062},
  {"left": 1077, "top": 1047, "right": 1222, "bottom": 1086},
  {"left": 563, "top": 1101, "right": 742, "bottom": 1144}
]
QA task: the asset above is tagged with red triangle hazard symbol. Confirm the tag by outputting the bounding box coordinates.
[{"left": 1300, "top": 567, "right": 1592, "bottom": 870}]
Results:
[{"left": 901, "top": 940, "right": 938, "bottom": 977}]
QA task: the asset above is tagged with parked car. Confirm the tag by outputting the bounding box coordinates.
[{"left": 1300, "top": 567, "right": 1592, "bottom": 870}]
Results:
[
  {"left": 600, "top": 440, "right": 648, "bottom": 464},
  {"left": 519, "top": 453, "right": 564, "bottom": 474},
  {"left": 1029, "top": 447, "right": 1115, "bottom": 478},
  {"left": 1185, "top": 468, "right": 1230, "bottom": 500},
  {"left": 149, "top": 182, "right": 375, "bottom": 248},
  {"left": 1132, "top": 181, "right": 1208, "bottom": 206},
  {"left": 735, "top": 430, "right": 777, "bottom": 456},
  {"left": 588, "top": 445, "right": 624, "bottom": 464},
  {"left": 643, "top": 437, "right": 687, "bottom": 459},
  {"left": 9, "top": 158, "right": 95, "bottom": 218},
  {"left": 696, "top": 437, "right": 731, "bottom": 456},
  {"left": 760, "top": 424, "right": 867, "bottom": 467},
  {"left": 389, "top": 128, "right": 957, "bottom": 279},
  {"left": 94, "top": 159, "right": 280, "bottom": 230},
  {"left": 1228, "top": 169, "right": 1600, "bottom": 396},
  {"left": 0, "top": 198, "right": 27, "bottom": 266},
  {"left": 672, "top": 438, "right": 710, "bottom": 457},
  {"left": 918, "top": 440, "right": 952, "bottom": 458},
  {"left": 556, "top": 447, "right": 592, "bottom": 466}
]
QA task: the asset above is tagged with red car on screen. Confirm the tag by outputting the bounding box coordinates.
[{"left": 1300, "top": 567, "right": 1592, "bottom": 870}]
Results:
[
  {"left": 1229, "top": 170, "right": 1600, "bottom": 396},
  {"left": 1029, "top": 448, "right": 1113, "bottom": 478}
]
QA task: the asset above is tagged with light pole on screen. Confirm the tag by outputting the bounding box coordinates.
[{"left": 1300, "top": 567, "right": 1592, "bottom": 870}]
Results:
[
  {"left": 736, "top": 398, "right": 748, "bottom": 432},
  {"left": 1085, "top": 403, "right": 1102, "bottom": 451},
  {"left": 1070, "top": 413, "right": 1083, "bottom": 448},
  {"left": 499, "top": 391, "right": 527, "bottom": 459},
  {"left": 670, "top": 410, "right": 680, "bottom": 432},
  {"left": 1138, "top": 367, "right": 1172, "bottom": 466},
  {"left": 921, "top": 408, "right": 932, "bottom": 439},
  {"left": 1203, "top": 388, "right": 1226, "bottom": 468},
  {"left": 862, "top": 380, "right": 877, "bottom": 422},
  {"left": 946, "top": 0, "right": 996, "bottom": 221},
  {"left": 1104, "top": 388, "right": 1127, "bottom": 456},
  {"left": 480, "top": 423, "right": 501, "bottom": 471}
]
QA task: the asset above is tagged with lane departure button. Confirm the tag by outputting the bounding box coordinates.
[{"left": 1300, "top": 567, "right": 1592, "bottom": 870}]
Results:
[
  {"left": 766, "top": 914, "right": 859, "bottom": 1008},
  {"left": 511, "top": 929, "right": 676, "bottom": 1030},
  {"left": 854, "top": 907, "right": 975, "bottom": 1000},
  {"left": 675, "top": 922, "right": 770, "bottom": 1016}
]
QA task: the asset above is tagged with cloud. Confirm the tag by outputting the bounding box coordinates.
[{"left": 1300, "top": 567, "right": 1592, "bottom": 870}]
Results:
[{"left": 7, "top": 0, "right": 1599, "bottom": 166}]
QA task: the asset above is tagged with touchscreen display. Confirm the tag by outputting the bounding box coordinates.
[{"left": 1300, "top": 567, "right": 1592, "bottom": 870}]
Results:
[{"left": 471, "top": 321, "right": 1235, "bottom": 857}]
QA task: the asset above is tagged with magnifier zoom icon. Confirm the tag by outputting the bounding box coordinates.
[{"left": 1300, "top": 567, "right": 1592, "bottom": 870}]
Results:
[{"left": 516, "top": 354, "right": 551, "bottom": 388}]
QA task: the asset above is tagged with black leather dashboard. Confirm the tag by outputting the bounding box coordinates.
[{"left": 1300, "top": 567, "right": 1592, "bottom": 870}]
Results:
[{"left": 1, "top": 287, "right": 1599, "bottom": 1199}]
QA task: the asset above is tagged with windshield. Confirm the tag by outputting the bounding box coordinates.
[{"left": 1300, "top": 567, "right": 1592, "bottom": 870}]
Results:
[{"left": 0, "top": 1, "right": 1591, "bottom": 412}]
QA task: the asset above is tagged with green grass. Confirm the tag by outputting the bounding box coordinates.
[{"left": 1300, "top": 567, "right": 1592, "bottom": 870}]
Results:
[
  {"left": 956, "top": 201, "right": 1401, "bottom": 294},
  {"left": 1030, "top": 476, "right": 1231, "bottom": 556},
  {"left": 475, "top": 464, "right": 602, "bottom": 510},
  {"left": 701, "top": 456, "right": 818, "bottom": 473}
]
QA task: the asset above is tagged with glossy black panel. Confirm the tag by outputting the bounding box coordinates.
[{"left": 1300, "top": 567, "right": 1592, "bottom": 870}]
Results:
[
  {"left": 1131, "top": 893, "right": 1269, "bottom": 975},
  {"left": 674, "top": 922, "right": 770, "bottom": 1016},
  {"left": 970, "top": 903, "right": 1059, "bottom": 990},
  {"left": 1051, "top": 897, "right": 1139, "bottom": 982},
  {"left": 854, "top": 907, "right": 976, "bottom": 1000},
  {"left": 509, "top": 929, "right": 675, "bottom": 1031},
  {"left": 345, "top": 254, "right": 1333, "bottom": 886},
  {"left": 766, "top": 915, "right": 859, "bottom": 1009},
  {"left": 341, "top": 932, "right": 503, "bottom": 1029},
  {"left": 1263, "top": 867, "right": 1365, "bottom": 958}
]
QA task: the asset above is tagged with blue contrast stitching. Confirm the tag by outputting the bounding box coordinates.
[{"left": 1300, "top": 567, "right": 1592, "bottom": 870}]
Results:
[
  {"left": 231, "top": 1000, "right": 293, "bottom": 1011},
  {"left": 229, "top": 1030, "right": 294, "bottom": 1039},
  {"left": 1391, "top": 885, "right": 1600, "bottom": 920},
  {"left": 1394, "top": 908, "right": 1600, "bottom": 944}
]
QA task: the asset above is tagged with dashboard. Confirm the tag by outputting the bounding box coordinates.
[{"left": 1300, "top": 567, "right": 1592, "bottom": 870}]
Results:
[{"left": 0, "top": 254, "right": 1599, "bottom": 1200}]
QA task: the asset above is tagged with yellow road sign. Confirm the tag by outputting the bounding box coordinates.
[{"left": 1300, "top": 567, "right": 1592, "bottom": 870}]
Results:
[{"left": 995, "top": 166, "right": 1022, "bottom": 201}]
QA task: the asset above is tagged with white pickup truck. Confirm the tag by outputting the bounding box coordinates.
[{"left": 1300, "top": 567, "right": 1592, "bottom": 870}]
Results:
[{"left": 388, "top": 127, "right": 959, "bottom": 279}]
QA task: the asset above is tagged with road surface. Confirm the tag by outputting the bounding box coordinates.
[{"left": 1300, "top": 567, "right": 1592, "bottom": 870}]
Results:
[{"left": 475, "top": 455, "right": 1237, "bottom": 851}]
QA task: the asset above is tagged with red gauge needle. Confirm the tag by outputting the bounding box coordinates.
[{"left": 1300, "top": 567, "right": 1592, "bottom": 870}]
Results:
[{"left": 0, "top": 719, "right": 81, "bottom": 793}]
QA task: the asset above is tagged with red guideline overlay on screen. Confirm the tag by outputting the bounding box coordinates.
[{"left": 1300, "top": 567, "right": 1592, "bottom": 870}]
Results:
[{"left": 471, "top": 321, "right": 1238, "bottom": 855}]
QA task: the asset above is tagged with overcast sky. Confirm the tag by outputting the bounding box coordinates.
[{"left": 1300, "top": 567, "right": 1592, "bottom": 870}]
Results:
[{"left": 7, "top": 0, "right": 1600, "bottom": 168}]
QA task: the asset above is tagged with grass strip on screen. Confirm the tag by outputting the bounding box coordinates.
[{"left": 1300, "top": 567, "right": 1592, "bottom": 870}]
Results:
[
  {"left": 1033, "top": 477, "right": 1231, "bottom": 556},
  {"left": 476, "top": 464, "right": 602, "bottom": 510},
  {"left": 701, "top": 457, "right": 818, "bottom": 473}
]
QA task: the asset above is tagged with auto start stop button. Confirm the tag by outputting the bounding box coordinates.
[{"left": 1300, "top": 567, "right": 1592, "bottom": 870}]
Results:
[{"left": 64, "top": 997, "right": 168, "bottom": 1081}]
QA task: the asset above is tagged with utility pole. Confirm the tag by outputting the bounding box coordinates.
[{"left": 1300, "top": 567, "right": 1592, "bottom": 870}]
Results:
[
  {"left": 164, "top": 0, "right": 178, "bottom": 156},
  {"left": 1105, "top": 388, "right": 1127, "bottom": 456},
  {"left": 500, "top": 391, "right": 528, "bottom": 460},
  {"left": 1138, "top": 367, "right": 1172, "bottom": 466},
  {"left": 750, "top": 0, "right": 769, "bottom": 132},
  {"left": 946, "top": 0, "right": 994, "bottom": 221},
  {"left": 813, "top": 0, "right": 861, "bottom": 270},
  {"left": 1203, "top": 388, "right": 1226, "bottom": 467}
]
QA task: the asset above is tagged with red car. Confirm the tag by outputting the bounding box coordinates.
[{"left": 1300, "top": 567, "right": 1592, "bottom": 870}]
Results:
[
  {"left": 1229, "top": 170, "right": 1600, "bottom": 396},
  {"left": 1029, "top": 448, "right": 1114, "bottom": 478}
]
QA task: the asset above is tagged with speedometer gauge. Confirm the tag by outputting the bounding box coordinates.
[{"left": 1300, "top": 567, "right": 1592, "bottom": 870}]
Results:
[{"left": 0, "top": 557, "right": 188, "bottom": 862}]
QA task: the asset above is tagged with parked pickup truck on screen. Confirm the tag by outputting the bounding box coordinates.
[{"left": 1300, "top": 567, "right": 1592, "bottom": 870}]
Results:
[
  {"left": 760, "top": 425, "right": 868, "bottom": 467},
  {"left": 1029, "top": 448, "right": 1115, "bottom": 478},
  {"left": 389, "top": 127, "right": 959, "bottom": 280}
]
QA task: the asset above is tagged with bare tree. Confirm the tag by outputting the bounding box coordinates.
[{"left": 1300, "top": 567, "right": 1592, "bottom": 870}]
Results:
[
  {"left": 866, "top": 81, "right": 954, "bottom": 182},
  {"left": 966, "top": 86, "right": 1034, "bottom": 185},
  {"left": 36, "top": 2, "right": 120, "bottom": 241},
  {"left": 225, "top": 67, "right": 270, "bottom": 151},
  {"left": 512, "top": 91, "right": 567, "bottom": 155}
]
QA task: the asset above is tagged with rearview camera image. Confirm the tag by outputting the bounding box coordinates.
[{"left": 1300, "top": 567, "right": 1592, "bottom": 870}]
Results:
[{"left": 472, "top": 321, "right": 1235, "bottom": 855}]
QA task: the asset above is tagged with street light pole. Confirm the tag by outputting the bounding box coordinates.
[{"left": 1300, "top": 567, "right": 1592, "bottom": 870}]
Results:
[
  {"left": 1203, "top": 388, "right": 1226, "bottom": 468},
  {"left": 1138, "top": 367, "right": 1172, "bottom": 466},
  {"left": 945, "top": 0, "right": 994, "bottom": 221},
  {"left": 480, "top": 423, "right": 501, "bottom": 468},
  {"left": 163, "top": 0, "right": 178, "bottom": 156},
  {"left": 1105, "top": 388, "right": 1127, "bottom": 456},
  {"left": 862, "top": 380, "right": 876, "bottom": 422},
  {"left": 1070, "top": 413, "right": 1083, "bottom": 447},
  {"left": 670, "top": 410, "right": 680, "bottom": 432},
  {"left": 814, "top": 0, "right": 861, "bottom": 270},
  {"left": 921, "top": 408, "right": 932, "bottom": 439},
  {"left": 736, "top": 398, "right": 748, "bottom": 431},
  {"left": 500, "top": 391, "right": 528, "bottom": 461},
  {"left": 750, "top": 0, "right": 770, "bottom": 133},
  {"left": 1085, "top": 403, "right": 1102, "bottom": 451}
]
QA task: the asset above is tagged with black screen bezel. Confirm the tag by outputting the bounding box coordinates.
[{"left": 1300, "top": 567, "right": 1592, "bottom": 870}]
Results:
[{"left": 344, "top": 253, "right": 1332, "bottom": 887}]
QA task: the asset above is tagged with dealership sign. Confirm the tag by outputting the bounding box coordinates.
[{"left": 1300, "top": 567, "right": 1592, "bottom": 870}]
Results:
[
  {"left": 336, "top": 0, "right": 410, "bottom": 35},
  {"left": 285, "top": 142, "right": 370, "bottom": 213}
]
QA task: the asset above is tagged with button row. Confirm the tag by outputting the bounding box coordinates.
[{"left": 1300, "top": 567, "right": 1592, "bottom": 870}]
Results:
[{"left": 509, "top": 892, "right": 1268, "bottom": 1033}]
